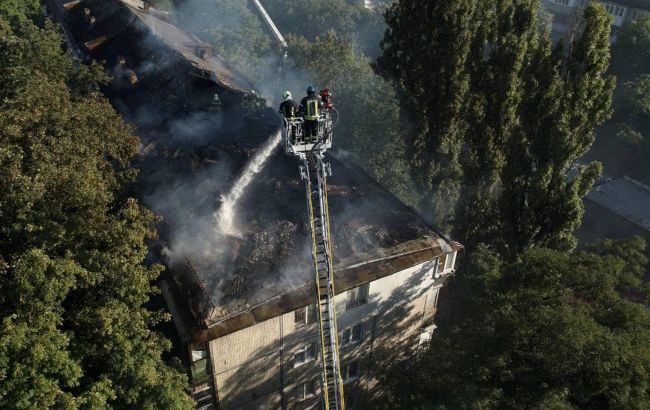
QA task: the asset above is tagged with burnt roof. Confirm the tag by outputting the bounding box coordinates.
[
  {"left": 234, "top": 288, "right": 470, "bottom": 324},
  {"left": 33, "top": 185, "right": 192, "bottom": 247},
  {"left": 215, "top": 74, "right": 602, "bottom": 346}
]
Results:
[
  {"left": 48, "top": 0, "right": 462, "bottom": 342},
  {"left": 47, "top": 0, "right": 254, "bottom": 94},
  {"left": 135, "top": 110, "right": 461, "bottom": 341},
  {"left": 122, "top": 0, "right": 254, "bottom": 92}
]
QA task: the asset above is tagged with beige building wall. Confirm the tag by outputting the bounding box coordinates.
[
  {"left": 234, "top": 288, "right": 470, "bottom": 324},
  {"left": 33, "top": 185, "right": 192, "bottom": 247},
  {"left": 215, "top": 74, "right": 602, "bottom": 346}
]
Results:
[{"left": 208, "top": 251, "right": 458, "bottom": 409}]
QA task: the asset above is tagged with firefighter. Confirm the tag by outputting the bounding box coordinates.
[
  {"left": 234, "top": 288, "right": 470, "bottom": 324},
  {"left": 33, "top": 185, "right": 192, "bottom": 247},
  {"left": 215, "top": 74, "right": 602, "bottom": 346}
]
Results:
[
  {"left": 300, "top": 86, "right": 322, "bottom": 140},
  {"left": 320, "top": 88, "right": 333, "bottom": 110},
  {"left": 278, "top": 91, "right": 299, "bottom": 118},
  {"left": 279, "top": 91, "right": 300, "bottom": 143}
]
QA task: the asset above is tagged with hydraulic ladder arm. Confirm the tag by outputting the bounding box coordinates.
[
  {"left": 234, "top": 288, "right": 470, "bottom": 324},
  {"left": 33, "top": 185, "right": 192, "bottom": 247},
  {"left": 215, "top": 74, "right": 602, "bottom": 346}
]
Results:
[
  {"left": 303, "top": 153, "right": 345, "bottom": 410},
  {"left": 282, "top": 108, "right": 344, "bottom": 410}
]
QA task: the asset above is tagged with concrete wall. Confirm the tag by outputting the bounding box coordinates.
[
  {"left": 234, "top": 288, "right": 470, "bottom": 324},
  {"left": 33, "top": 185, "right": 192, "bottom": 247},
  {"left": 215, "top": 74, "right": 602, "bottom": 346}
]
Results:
[{"left": 208, "top": 252, "right": 457, "bottom": 409}]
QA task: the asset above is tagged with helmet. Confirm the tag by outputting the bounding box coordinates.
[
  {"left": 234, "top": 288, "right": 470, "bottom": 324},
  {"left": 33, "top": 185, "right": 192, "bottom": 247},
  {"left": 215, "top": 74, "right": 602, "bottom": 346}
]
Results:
[
  {"left": 307, "top": 85, "right": 315, "bottom": 94},
  {"left": 282, "top": 90, "right": 292, "bottom": 100}
]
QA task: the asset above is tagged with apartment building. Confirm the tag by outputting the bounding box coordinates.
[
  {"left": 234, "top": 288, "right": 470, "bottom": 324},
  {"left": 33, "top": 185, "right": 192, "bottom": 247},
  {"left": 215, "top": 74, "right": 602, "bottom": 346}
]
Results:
[
  {"left": 159, "top": 154, "right": 462, "bottom": 409},
  {"left": 45, "top": 1, "right": 463, "bottom": 408},
  {"left": 542, "top": 0, "right": 649, "bottom": 40},
  {"left": 181, "top": 251, "right": 457, "bottom": 409}
]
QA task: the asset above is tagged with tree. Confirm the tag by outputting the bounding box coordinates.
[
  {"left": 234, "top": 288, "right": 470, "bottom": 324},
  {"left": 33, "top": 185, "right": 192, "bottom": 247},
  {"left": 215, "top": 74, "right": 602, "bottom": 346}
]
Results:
[
  {"left": 264, "top": 0, "right": 362, "bottom": 41},
  {"left": 611, "top": 14, "right": 650, "bottom": 150},
  {"left": 262, "top": 0, "right": 387, "bottom": 56},
  {"left": 495, "top": 4, "right": 614, "bottom": 254},
  {"left": 286, "top": 32, "right": 419, "bottom": 206},
  {"left": 0, "top": 0, "right": 42, "bottom": 29},
  {"left": 0, "top": 15, "right": 193, "bottom": 410},
  {"left": 378, "top": 0, "right": 478, "bottom": 229},
  {"left": 380, "top": 1, "right": 614, "bottom": 252},
  {"left": 372, "top": 238, "right": 650, "bottom": 409}
]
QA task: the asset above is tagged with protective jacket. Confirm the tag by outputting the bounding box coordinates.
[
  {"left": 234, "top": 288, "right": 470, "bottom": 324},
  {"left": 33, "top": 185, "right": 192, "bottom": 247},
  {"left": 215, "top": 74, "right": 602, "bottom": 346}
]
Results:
[
  {"left": 300, "top": 93, "right": 323, "bottom": 120},
  {"left": 279, "top": 99, "right": 299, "bottom": 118}
]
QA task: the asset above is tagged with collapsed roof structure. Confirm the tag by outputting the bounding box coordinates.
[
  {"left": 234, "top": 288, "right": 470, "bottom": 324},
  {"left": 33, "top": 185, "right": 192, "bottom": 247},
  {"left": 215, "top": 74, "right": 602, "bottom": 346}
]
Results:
[{"left": 47, "top": 0, "right": 255, "bottom": 112}]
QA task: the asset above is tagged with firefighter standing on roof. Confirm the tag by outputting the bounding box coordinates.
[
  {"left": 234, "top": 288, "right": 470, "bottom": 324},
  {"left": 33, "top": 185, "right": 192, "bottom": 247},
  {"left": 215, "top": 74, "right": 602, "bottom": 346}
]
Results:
[{"left": 300, "top": 86, "right": 323, "bottom": 139}]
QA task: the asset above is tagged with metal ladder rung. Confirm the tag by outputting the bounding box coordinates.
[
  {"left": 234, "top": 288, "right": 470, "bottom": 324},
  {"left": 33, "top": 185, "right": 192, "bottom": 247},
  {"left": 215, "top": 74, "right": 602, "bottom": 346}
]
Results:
[{"left": 304, "top": 155, "right": 344, "bottom": 410}]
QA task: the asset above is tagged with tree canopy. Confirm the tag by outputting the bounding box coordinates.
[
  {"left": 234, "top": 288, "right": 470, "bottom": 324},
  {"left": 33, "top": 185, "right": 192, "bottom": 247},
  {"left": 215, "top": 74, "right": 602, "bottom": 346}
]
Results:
[
  {"left": 370, "top": 2, "right": 649, "bottom": 408},
  {"left": 373, "top": 237, "right": 650, "bottom": 409},
  {"left": 285, "top": 32, "right": 418, "bottom": 205},
  {"left": 0, "top": 12, "right": 193, "bottom": 410},
  {"left": 379, "top": 0, "right": 614, "bottom": 253},
  {"left": 611, "top": 14, "right": 650, "bottom": 151}
]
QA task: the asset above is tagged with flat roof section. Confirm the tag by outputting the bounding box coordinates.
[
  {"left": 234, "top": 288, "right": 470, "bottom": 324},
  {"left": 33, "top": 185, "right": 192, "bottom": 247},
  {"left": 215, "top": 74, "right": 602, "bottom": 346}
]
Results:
[{"left": 587, "top": 176, "right": 650, "bottom": 232}]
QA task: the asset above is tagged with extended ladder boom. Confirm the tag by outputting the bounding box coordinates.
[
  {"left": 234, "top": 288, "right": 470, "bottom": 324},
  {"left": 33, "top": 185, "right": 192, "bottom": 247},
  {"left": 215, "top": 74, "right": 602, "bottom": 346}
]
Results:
[
  {"left": 303, "top": 154, "right": 345, "bottom": 410},
  {"left": 282, "top": 106, "right": 343, "bottom": 410}
]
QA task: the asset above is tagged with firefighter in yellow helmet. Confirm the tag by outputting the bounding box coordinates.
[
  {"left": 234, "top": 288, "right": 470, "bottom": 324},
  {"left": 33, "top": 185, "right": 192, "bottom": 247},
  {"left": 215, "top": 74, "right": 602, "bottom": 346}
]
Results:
[{"left": 299, "top": 85, "right": 323, "bottom": 140}]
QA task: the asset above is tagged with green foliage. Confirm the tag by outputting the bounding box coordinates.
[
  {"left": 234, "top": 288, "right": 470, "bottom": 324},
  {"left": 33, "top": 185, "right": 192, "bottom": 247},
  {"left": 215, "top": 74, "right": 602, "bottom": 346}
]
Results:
[
  {"left": 286, "top": 32, "right": 418, "bottom": 206},
  {"left": 0, "top": 16, "right": 193, "bottom": 410},
  {"left": 496, "top": 4, "right": 614, "bottom": 254},
  {"left": 264, "top": 0, "right": 362, "bottom": 40},
  {"left": 615, "top": 74, "right": 650, "bottom": 146},
  {"left": 379, "top": 0, "right": 478, "bottom": 229},
  {"left": 611, "top": 14, "right": 650, "bottom": 152},
  {"left": 380, "top": 1, "right": 614, "bottom": 252},
  {"left": 373, "top": 238, "right": 650, "bottom": 409},
  {"left": 0, "top": 0, "right": 43, "bottom": 29},
  {"left": 613, "top": 13, "right": 650, "bottom": 76},
  {"left": 262, "top": 0, "right": 387, "bottom": 55}
]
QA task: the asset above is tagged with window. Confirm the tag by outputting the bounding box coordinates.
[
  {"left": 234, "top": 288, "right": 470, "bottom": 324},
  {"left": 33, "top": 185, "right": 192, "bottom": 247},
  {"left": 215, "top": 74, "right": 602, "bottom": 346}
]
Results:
[
  {"left": 294, "top": 342, "right": 317, "bottom": 367},
  {"left": 444, "top": 251, "right": 457, "bottom": 271},
  {"left": 342, "top": 360, "right": 360, "bottom": 382},
  {"left": 340, "top": 323, "right": 363, "bottom": 346},
  {"left": 436, "top": 254, "right": 446, "bottom": 274},
  {"left": 296, "top": 377, "right": 318, "bottom": 399},
  {"left": 554, "top": 0, "right": 570, "bottom": 5},
  {"left": 295, "top": 304, "right": 317, "bottom": 327},
  {"left": 346, "top": 283, "right": 369, "bottom": 310},
  {"left": 427, "top": 286, "right": 441, "bottom": 311},
  {"left": 604, "top": 3, "right": 626, "bottom": 17}
]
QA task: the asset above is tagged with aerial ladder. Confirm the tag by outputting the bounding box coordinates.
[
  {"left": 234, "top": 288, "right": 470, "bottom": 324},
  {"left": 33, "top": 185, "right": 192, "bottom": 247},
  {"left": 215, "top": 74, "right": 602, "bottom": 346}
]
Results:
[
  {"left": 249, "top": 0, "right": 288, "bottom": 58},
  {"left": 282, "top": 95, "right": 344, "bottom": 410}
]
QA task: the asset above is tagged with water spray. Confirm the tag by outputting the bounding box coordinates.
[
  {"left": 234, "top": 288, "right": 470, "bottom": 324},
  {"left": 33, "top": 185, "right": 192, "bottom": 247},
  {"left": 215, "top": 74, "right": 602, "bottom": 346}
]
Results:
[{"left": 215, "top": 130, "right": 281, "bottom": 237}]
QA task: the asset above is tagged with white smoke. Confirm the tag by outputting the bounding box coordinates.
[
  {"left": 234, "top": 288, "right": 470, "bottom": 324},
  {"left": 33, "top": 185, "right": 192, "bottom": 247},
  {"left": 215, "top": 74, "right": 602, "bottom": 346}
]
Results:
[{"left": 214, "top": 130, "right": 281, "bottom": 237}]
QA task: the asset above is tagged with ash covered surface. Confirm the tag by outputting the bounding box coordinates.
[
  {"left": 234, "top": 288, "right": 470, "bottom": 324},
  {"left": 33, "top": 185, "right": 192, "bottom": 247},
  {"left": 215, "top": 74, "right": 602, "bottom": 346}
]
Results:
[{"left": 135, "top": 108, "right": 442, "bottom": 326}]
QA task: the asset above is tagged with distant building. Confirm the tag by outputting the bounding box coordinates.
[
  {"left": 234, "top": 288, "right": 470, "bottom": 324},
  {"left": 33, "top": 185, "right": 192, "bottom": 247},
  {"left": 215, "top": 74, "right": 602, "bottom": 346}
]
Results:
[
  {"left": 579, "top": 175, "right": 650, "bottom": 253},
  {"left": 541, "top": 0, "right": 650, "bottom": 41}
]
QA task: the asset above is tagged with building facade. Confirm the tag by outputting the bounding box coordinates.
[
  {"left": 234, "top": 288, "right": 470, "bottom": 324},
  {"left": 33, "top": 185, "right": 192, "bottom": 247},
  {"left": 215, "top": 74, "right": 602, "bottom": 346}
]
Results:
[
  {"left": 542, "top": 0, "right": 650, "bottom": 41},
  {"left": 184, "top": 249, "right": 458, "bottom": 410}
]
